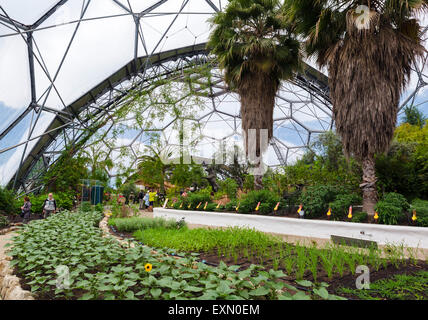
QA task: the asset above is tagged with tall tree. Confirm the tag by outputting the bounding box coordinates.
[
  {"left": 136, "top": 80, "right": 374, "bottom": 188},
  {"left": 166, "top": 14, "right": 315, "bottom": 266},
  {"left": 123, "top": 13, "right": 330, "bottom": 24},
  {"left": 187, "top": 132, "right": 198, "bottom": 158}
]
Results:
[
  {"left": 402, "top": 104, "right": 427, "bottom": 128},
  {"left": 285, "top": 0, "right": 426, "bottom": 217},
  {"left": 208, "top": 0, "right": 300, "bottom": 189}
]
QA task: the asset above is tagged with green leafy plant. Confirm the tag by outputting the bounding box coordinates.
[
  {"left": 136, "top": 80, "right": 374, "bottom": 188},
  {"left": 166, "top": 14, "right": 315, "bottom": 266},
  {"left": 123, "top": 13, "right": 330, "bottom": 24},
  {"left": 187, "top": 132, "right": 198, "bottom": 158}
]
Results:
[
  {"left": 0, "top": 215, "right": 9, "bottom": 228},
  {"left": 218, "top": 178, "right": 238, "bottom": 200},
  {"left": 351, "top": 211, "right": 368, "bottom": 223},
  {"left": 238, "top": 190, "right": 281, "bottom": 214},
  {"left": 298, "top": 185, "right": 348, "bottom": 218},
  {"left": 0, "top": 187, "right": 20, "bottom": 216},
  {"left": 375, "top": 201, "right": 403, "bottom": 225},
  {"left": 330, "top": 193, "right": 362, "bottom": 220}
]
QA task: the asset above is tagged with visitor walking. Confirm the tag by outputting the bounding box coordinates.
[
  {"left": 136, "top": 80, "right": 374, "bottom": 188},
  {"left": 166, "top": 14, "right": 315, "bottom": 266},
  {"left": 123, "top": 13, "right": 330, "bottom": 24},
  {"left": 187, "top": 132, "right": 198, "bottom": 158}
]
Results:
[
  {"left": 42, "top": 193, "right": 57, "bottom": 219},
  {"left": 138, "top": 190, "right": 145, "bottom": 210},
  {"left": 148, "top": 189, "right": 157, "bottom": 213},
  {"left": 21, "top": 196, "right": 32, "bottom": 224}
]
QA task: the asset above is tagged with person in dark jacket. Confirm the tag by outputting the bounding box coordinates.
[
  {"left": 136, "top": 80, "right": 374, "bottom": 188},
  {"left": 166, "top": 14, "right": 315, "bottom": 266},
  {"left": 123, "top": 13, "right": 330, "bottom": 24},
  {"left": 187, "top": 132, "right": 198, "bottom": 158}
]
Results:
[
  {"left": 21, "top": 196, "right": 32, "bottom": 223},
  {"left": 138, "top": 190, "right": 145, "bottom": 210},
  {"left": 43, "top": 193, "right": 57, "bottom": 219}
]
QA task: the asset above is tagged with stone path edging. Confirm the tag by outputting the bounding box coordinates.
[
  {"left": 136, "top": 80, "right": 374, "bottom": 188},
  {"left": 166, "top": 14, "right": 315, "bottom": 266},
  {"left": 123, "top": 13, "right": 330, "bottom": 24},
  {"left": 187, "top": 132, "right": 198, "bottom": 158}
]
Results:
[{"left": 0, "top": 230, "right": 34, "bottom": 300}]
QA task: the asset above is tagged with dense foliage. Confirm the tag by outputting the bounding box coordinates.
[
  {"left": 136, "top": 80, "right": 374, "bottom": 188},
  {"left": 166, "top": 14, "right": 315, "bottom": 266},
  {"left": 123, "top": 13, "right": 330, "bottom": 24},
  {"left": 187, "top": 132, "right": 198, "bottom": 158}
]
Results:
[
  {"left": 298, "top": 185, "right": 350, "bottom": 219},
  {"left": 0, "top": 187, "right": 20, "bottom": 216},
  {"left": 329, "top": 193, "right": 362, "bottom": 220},
  {"left": 30, "top": 192, "right": 74, "bottom": 214},
  {"left": 411, "top": 199, "right": 428, "bottom": 227},
  {"left": 239, "top": 190, "right": 282, "bottom": 214},
  {"left": 374, "top": 193, "right": 409, "bottom": 225},
  {"left": 376, "top": 121, "right": 428, "bottom": 199}
]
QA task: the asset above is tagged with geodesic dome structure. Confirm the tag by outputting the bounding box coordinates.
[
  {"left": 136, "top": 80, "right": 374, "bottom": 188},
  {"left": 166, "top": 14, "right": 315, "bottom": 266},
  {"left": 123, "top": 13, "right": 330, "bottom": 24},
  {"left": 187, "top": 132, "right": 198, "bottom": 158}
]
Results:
[{"left": 0, "top": 0, "right": 427, "bottom": 195}]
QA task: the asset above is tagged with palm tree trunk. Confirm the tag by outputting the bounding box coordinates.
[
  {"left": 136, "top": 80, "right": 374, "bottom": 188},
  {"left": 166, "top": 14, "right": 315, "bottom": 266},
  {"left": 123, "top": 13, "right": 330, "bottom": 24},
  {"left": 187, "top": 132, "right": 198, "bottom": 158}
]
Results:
[
  {"left": 361, "top": 156, "right": 378, "bottom": 219},
  {"left": 254, "top": 174, "right": 263, "bottom": 190},
  {"left": 239, "top": 73, "right": 277, "bottom": 190}
]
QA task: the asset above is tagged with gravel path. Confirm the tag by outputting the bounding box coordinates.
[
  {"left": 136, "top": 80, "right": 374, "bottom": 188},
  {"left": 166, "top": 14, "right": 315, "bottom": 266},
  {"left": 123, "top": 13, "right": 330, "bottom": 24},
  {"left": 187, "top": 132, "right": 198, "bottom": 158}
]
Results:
[{"left": 0, "top": 232, "right": 14, "bottom": 260}]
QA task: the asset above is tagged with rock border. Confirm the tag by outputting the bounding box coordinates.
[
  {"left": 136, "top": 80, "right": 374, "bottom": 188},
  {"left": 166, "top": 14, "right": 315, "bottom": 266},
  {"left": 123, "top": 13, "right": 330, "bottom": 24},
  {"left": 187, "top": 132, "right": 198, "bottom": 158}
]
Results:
[{"left": 0, "top": 230, "right": 34, "bottom": 300}]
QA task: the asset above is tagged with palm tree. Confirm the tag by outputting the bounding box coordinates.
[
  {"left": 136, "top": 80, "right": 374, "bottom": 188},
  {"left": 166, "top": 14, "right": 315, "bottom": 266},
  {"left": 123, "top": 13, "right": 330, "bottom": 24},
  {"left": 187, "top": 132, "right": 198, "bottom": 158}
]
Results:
[
  {"left": 207, "top": 0, "right": 300, "bottom": 189},
  {"left": 284, "top": 0, "right": 426, "bottom": 218}
]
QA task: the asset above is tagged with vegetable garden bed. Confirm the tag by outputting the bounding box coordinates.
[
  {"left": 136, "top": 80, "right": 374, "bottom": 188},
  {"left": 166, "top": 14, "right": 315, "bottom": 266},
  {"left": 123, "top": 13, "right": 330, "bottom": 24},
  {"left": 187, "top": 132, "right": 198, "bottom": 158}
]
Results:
[
  {"left": 7, "top": 211, "right": 344, "bottom": 300},
  {"left": 108, "top": 219, "right": 428, "bottom": 299}
]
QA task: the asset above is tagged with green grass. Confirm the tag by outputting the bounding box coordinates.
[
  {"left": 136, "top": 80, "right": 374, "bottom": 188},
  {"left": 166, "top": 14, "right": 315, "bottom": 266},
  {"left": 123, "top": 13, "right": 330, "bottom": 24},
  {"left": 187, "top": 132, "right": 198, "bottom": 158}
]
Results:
[
  {"left": 108, "top": 217, "right": 183, "bottom": 233},
  {"left": 133, "top": 226, "right": 280, "bottom": 254},
  {"left": 337, "top": 271, "right": 428, "bottom": 300}
]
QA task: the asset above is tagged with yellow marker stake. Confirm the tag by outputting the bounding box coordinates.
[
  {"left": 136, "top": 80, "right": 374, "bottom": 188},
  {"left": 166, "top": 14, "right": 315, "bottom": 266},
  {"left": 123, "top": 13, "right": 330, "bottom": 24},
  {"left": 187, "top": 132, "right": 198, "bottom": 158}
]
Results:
[
  {"left": 412, "top": 210, "right": 417, "bottom": 222},
  {"left": 274, "top": 202, "right": 280, "bottom": 212},
  {"left": 236, "top": 203, "right": 240, "bottom": 212},
  {"left": 216, "top": 203, "right": 220, "bottom": 209},
  {"left": 297, "top": 204, "right": 302, "bottom": 214},
  {"left": 179, "top": 202, "right": 183, "bottom": 208},
  {"left": 188, "top": 204, "right": 191, "bottom": 209},
  {"left": 374, "top": 211, "right": 379, "bottom": 221},
  {"left": 255, "top": 202, "right": 261, "bottom": 211},
  {"left": 196, "top": 202, "right": 202, "bottom": 209},
  {"left": 203, "top": 202, "right": 208, "bottom": 210},
  {"left": 327, "top": 207, "right": 331, "bottom": 217},
  {"left": 348, "top": 206, "right": 353, "bottom": 219}
]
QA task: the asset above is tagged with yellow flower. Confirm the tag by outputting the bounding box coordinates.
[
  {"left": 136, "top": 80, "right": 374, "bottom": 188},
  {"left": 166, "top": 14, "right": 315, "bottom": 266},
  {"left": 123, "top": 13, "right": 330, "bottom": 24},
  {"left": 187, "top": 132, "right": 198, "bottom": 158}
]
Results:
[{"left": 145, "top": 263, "right": 153, "bottom": 272}]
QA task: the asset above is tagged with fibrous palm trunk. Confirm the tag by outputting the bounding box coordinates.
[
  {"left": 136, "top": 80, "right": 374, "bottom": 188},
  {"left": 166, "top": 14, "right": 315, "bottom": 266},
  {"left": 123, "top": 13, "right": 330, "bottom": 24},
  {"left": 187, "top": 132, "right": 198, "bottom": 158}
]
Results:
[
  {"left": 239, "top": 73, "right": 278, "bottom": 190},
  {"left": 361, "top": 156, "right": 377, "bottom": 218}
]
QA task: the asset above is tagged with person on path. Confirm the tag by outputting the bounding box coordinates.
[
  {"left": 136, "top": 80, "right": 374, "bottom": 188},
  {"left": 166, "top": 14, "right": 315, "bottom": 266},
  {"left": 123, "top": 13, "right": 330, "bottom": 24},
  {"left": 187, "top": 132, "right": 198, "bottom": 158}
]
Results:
[
  {"left": 43, "top": 193, "right": 57, "bottom": 219},
  {"left": 138, "top": 190, "right": 145, "bottom": 210},
  {"left": 143, "top": 190, "right": 150, "bottom": 211},
  {"left": 21, "top": 196, "right": 32, "bottom": 224},
  {"left": 148, "top": 189, "right": 157, "bottom": 213}
]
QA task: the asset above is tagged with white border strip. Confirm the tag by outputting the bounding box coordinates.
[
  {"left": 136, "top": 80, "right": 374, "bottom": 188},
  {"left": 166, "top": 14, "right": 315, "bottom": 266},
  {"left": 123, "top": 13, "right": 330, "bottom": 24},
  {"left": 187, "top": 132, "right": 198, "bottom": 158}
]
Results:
[{"left": 154, "top": 208, "right": 428, "bottom": 249}]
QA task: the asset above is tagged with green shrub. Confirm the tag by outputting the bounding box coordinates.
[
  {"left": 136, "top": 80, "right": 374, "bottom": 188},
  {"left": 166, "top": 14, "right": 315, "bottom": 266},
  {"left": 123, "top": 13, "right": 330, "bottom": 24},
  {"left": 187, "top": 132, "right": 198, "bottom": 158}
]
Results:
[
  {"left": 224, "top": 199, "right": 238, "bottom": 211},
  {"left": 351, "top": 211, "right": 368, "bottom": 223},
  {"left": 298, "top": 185, "right": 349, "bottom": 218},
  {"left": 214, "top": 204, "right": 225, "bottom": 212},
  {"left": 411, "top": 199, "right": 428, "bottom": 227},
  {"left": 187, "top": 191, "right": 211, "bottom": 209},
  {"left": 218, "top": 178, "right": 238, "bottom": 200},
  {"left": 30, "top": 192, "right": 75, "bottom": 213},
  {"left": 80, "top": 201, "right": 92, "bottom": 212},
  {"left": 205, "top": 203, "right": 218, "bottom": 211},
  {"left": 382, "top": 192, "right": 410, "bottom": 211},
  {"left": 238, "top": 190, "right": 281, "bottom": 214},
  {"left": 330, "top": 193, "right": 362, "bottom": 220},
  {"left": 375, "top": 201, "right": 403, "bottom": 225},
  {"left": 0, "top": 187, "right": 20, "bottom": 216},
  {"left": 94, "top": 203, "right": 104, "bottom": 214},
  {"left": 0, "top": 215, "right": 9, "bottom": 228}
]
